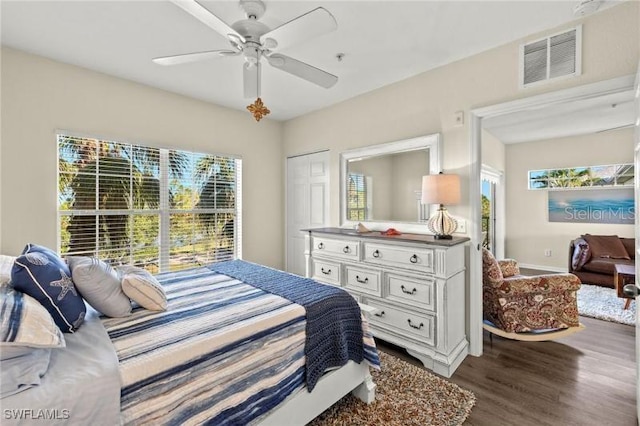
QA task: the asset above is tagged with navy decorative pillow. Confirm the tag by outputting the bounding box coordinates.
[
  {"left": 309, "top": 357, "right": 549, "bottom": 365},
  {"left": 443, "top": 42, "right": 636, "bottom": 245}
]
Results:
[{"left": 11, "top": 244, "right": 86, "bottom": 333}]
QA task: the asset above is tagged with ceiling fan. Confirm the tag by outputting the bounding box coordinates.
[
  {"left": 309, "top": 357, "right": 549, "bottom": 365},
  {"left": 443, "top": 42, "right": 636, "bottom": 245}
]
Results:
[{"left": 154, "top": 0, "right": 339, "bottom": 107}]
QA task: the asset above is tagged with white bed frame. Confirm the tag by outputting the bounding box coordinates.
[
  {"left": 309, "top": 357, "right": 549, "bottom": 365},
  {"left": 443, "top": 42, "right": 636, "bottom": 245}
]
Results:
[{"left": 257, "top": 360, "right": 376, "bottom": 425}]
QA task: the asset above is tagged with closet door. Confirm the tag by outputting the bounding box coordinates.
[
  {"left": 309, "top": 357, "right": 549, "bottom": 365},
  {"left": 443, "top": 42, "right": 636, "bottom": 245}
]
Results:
[{"left": 286, "top": 151, "right": 329, "bottom": 275}]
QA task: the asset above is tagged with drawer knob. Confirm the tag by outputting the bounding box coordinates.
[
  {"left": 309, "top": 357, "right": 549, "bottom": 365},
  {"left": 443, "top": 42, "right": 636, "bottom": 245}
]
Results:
[
  {"left": 407, "top": 319, "right": 424, "bottom": 330},
  {"left": 401, "top": 285, "right": 417, "bottom": 295},
  {"left": 317, "top": 242, "right": 325, "bottom": 249},
  {"left": 372, "top": 250, "right": 380, "bottom": 258},
  {"left": 356, "top": 275, "right": 369, "bottom": 284},
  {"left": 343, "top": 246, "right": 351, "bottom": 254},
  {"left": 321, "top": 267, "right": 331, "bottom": 275},
  {"left": 374, "top": 311, "right": 385, "bottom": 317},
  {"left": 409, "top": 254, "right": 418, "bottom": 264}
]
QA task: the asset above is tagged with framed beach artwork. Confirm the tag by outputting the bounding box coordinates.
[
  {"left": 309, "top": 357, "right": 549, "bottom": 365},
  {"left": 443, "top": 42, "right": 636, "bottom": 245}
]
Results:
[{"left": 548, "top": 188, "right": 635, "bottom": 224}]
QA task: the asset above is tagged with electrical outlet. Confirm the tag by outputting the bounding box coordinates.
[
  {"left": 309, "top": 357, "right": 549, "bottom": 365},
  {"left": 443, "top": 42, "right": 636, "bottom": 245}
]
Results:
[{"left": 544, "top": 249, "right": 552, "bottom": 257}]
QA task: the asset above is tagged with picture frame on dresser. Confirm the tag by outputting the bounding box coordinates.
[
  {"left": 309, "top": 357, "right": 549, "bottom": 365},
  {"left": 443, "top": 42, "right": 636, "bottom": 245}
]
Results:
[{"left": 303, "top": 227, "right": 470, "bottom": 378}]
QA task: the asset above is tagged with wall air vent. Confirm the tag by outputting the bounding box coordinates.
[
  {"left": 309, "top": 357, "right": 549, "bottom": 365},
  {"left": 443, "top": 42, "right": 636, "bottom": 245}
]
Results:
[{"left": 520, "top": 25, "right": 582, "bottom": 88}]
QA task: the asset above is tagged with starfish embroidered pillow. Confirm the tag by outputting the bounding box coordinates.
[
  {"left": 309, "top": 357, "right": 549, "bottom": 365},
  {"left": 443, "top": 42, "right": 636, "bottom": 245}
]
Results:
[{"left": 11, "top": 244, "right": 86, "bottom": 333}]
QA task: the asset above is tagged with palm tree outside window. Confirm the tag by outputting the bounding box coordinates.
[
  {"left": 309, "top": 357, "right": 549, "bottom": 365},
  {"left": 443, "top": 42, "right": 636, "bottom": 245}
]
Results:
[
  {"left": 58, "top": 134, "right": 242, "bottom": 273},
  {"left": 528, "top": 164, "right": 634, "bottom": 189}
]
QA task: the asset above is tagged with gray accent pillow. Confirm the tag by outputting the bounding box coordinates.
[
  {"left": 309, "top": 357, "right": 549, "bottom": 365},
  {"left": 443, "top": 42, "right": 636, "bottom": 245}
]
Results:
[
  {"left": 118, "top": 265, "right": 167, "bottom": 311},
  {"left": 67, "top": 256, "right": 132, "bottom": 318},
  {"left": 0, "top": 347, "right": 52, "bottom": 397}
]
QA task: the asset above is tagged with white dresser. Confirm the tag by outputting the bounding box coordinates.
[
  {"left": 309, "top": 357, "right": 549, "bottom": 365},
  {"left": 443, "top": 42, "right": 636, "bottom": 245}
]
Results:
[{"left": 304, "top": 227, "right": 469, "bottom": 377}]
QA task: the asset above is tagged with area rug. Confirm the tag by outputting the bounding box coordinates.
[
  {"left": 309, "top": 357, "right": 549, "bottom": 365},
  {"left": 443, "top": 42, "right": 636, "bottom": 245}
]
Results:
[
  {"left": 577, "top": 284, "right": 635, "bottom": 326},
  {"left": 310, "top": 351, "right": 476, "bottom": 426}
]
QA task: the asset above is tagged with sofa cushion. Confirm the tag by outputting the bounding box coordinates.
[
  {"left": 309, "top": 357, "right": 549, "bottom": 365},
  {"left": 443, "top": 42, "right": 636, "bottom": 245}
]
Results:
[
  {"left": 582, "top": 258, "right": 634, "bottom": 275},
  {"left": 620, "top": 238, "right": 635, "bottom": 259},
  {"left": 571, "top": 238, "right": 591, "bottom": 271},
  {"left": 582, "top": 234, "right": 630, "bottom": 260}
]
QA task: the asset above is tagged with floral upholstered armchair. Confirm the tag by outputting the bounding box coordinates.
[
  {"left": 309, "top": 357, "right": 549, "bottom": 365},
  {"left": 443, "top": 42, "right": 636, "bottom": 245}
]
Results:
[{"left": 482, "top": 248, "right": 581, "bottom": 333}]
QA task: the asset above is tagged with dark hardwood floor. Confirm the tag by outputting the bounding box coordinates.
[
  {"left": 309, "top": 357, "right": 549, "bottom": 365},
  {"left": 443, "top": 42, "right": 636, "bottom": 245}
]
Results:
[{"left": 377, "top": 316, "right": 636, "bottom": 425}]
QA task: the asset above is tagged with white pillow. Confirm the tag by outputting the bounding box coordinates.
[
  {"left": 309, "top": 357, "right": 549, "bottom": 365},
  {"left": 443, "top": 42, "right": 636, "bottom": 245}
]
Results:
[
  {"left": 0, "top": 255, "right": 16, "bottom": 285},
  {"left": 0, "top": 286, "right": 65, "bottom": 353},
  {"left": 67, "top": 256, "right": 132, "bottom": 318},
  {"left": 118, "top": 265, "right": 167, "bottom": 311}
]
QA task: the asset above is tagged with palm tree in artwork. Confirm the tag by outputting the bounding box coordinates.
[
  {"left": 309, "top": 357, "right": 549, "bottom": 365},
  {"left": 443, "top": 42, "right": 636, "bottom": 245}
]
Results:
[{"left": 59, "top": 137, "right": 187, "bottom": 263}]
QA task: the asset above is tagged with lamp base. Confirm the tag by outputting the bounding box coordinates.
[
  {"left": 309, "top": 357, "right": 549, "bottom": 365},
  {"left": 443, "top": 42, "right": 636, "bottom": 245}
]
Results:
[
  {"left": 434, "top": 234, "right": 453, "bottom": 240},
  {"left": 426, "top": 206, "right": 458, "bottom": 240}
]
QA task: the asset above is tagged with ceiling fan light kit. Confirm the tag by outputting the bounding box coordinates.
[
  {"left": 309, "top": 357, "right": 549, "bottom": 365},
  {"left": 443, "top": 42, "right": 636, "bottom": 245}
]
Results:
[{"left": 156, "top": 0, "right": 339, "bottom": 121}]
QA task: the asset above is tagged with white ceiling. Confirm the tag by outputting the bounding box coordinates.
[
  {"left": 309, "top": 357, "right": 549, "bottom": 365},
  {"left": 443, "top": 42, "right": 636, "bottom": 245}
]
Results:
[
  {"left": 483, "top": 89, "right": 636, "bottom": 144},
  {"left": 0, "top": 1, "right": 622, "bottom": 121}
]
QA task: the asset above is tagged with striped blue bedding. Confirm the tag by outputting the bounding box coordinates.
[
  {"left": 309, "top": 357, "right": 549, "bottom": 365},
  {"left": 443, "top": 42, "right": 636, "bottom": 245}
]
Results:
[{"left": 102, "top": 266, "right": 379, "bottom": 425}]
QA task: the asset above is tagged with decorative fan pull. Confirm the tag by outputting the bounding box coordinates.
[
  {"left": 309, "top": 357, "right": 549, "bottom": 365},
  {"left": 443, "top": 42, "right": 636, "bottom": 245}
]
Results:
[{"left": 247, "top": 97, "right": 270, "bottom": 121}]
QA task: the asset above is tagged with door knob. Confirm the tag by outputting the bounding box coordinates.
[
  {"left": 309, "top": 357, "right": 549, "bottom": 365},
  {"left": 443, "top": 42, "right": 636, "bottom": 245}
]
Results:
[{"left": 623, "top": 284, "right": 639, "bottom": 298}]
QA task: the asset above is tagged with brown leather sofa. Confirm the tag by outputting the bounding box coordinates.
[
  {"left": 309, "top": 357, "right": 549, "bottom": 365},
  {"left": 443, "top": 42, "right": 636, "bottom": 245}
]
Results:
[{"left": 568, "top": 234, "right": 635, "bottom": 288}]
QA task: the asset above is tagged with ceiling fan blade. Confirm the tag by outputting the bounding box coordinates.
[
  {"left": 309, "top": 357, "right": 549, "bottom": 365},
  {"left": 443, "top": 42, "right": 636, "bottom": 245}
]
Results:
[
  {"left": 267, "top": 54, "right": 337, "bottom": 88},
  {"left": 260, "top": 7, "right": 337, "bottom": 52},
  {"left": 170, "top": 0, "right": 246, "bottom": 43},
  {"left": 243, "top": 62, "right": 261, "bottom": 99},
  {"left": 152, "top": 50, "right": 239, "bottom": 66}
]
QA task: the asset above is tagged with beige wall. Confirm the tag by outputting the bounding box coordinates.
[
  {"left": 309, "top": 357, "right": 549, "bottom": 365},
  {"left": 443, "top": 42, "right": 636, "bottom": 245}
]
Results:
[
  {"left": 505, "top": 127, "right": 634, "bottom": 270},
  {"left": 0, "top": 48, "right": 284, "bottom": 268},
  {"left": 482, "top": 129, "right": 506, "bottom": 172},
  {"left": 390, "top": 151, "right": 428, "bottom": 222},
  {"left": 282, "top": 2, "right": 639, "bottom": 234}
]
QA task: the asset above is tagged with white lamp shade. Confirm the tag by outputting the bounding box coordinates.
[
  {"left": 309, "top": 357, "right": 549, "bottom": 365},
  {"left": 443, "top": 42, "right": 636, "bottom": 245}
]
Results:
[{"left": 421, "top": 174, "right": 461, "bottom": 205}]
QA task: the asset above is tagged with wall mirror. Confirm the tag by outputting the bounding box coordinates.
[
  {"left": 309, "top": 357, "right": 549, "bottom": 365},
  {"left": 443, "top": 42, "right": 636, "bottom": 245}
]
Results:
[{"left": 340, "top": 133, "right": 441, "bottom": 228}]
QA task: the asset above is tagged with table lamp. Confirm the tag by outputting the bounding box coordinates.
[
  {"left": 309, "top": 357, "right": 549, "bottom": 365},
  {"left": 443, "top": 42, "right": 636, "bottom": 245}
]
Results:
[{"left": 421, "top": 173, "right": 461, "bottom": 239}]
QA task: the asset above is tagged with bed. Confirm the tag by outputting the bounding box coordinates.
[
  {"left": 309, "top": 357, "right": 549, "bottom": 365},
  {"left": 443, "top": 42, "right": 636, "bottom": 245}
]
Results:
[{"left": 2, "top": 260, "right": 379, "bottom": 425}]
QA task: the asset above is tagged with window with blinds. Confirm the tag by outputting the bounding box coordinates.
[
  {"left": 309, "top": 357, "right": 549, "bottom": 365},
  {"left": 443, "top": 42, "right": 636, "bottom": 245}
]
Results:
[
  {"left": 520, "top": 26, "right": 581, "bottom": 87},
  {"left": 58, "top": 134, "right": 242, "bottom": 273},
  {"left": 347, "top": 173, "right": 367, "bottom": 221}
]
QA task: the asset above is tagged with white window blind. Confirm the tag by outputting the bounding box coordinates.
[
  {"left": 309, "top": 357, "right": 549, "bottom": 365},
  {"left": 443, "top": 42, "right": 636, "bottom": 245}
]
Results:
[
  {"left": 58, "top": 134, "right": 241, "bottom": 273},
  {"left": 347, "top": 173, "right": 367, "bottom": 221}
]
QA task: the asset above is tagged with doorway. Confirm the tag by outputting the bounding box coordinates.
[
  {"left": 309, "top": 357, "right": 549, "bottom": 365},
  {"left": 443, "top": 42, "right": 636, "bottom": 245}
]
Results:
[
  {"left": 481, "top": 164, "right": 504, "bottom": 259},
  {"left": 468, "top": 75, "right": 637, "bottom": 356}
]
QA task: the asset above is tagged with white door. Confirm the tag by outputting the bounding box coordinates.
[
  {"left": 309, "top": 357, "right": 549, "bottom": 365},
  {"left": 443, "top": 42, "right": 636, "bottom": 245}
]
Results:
[{"left": 286, "top": 151, "right": 329, "bottom": 276}]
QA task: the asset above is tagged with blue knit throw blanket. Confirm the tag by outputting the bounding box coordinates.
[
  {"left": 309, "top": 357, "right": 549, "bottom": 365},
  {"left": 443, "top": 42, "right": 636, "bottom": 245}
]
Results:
[{"left": 209, "top": 260, "right": 364, "bottom": 392}]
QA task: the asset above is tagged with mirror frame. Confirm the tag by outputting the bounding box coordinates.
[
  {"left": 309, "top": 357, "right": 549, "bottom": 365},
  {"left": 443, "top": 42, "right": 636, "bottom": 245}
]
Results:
[{"left": 340, "top": 133, "right": 442, "bottom": 232}]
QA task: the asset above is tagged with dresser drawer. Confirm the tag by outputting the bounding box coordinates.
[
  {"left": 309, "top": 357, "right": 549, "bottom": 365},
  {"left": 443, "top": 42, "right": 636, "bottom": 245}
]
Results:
[
  {"left": 386, "top": 273, "right": 435, "bottom": 311},
  {"left": 311, "top": 259, "right": 341, "bottom": 286},
  {"left": 363, "top": 243, "right": 434, "bottom": 273},
  {"left": 313, "top": 237, "right": 359, "bottom": 259},
  {"left": 345, "top": 266, "right": 382, "bottom": 296},
  {"left": 367, "top": 300, "right": 435, "bottom": 346}
]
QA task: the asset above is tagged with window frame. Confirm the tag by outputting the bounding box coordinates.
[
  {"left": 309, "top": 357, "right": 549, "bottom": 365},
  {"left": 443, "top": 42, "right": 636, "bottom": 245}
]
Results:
[
  {"left": 56, "top": 132, "right": 242, "bottom": 272},
  {"left": 527, "top": 163, "right": 634, "bottom": 190}
]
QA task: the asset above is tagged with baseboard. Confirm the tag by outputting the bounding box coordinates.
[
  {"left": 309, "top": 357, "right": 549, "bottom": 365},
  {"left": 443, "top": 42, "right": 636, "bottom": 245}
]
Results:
[{"left": 518, "top": 263, "right": 567, "bottom": 273}]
